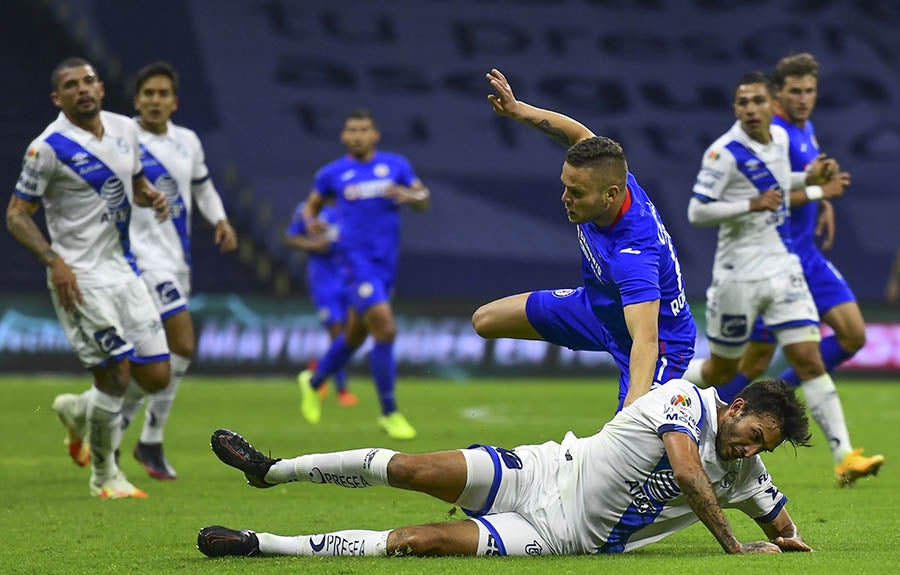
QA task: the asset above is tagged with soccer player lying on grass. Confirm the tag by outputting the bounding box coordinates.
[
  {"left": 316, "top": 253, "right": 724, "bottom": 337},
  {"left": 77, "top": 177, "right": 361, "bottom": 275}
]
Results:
[{"left": 199, "top": 378, "right": 813, "bottom": 557}]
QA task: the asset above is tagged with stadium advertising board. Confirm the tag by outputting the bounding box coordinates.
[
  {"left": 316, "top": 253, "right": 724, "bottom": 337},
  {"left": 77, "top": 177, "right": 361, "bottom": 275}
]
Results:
[{"left": 2, "top": 294, "right": 900, "bottom": 376}]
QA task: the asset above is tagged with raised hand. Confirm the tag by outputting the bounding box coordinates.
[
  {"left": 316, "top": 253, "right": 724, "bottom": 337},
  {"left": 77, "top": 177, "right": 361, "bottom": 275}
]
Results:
[{"left": 486, "top": 69, "right": 522, "bottom": 118}]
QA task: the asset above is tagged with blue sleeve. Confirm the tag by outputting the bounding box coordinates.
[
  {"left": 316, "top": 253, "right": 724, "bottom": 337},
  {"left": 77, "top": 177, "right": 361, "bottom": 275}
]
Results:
[
  {"left": 313, "top": 166, "right": 335, "bottom": 199},
  {"left": 285, "top": 202, "right": 306, "bottom": 237},
  {"left": 394, "top": 155, "right": 417, "bottom": 187},
  {"left": 610, "top": 232, "right": 661, "bottom": 307}
]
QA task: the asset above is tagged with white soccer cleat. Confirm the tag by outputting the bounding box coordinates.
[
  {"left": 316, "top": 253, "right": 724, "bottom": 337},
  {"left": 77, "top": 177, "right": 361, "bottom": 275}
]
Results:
[
  {"left": 89, "top": 471, "right": 148, "bottom": 500},
  {"left": 52, "top": 393, "right": 90, "bottom": 467}
]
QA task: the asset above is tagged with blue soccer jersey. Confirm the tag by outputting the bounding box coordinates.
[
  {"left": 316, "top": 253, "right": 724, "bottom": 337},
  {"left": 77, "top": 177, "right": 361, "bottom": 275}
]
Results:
[
  {"left": 579, "top": 173, "right": 695, "bottom": 347},
  {"left": 314, "top": 151, "right": 417, "bottom": 269},
  {"left": 313, "top": 151, "right": 418, "bottom": 311},
  {"left": 286, "top": 203, "right": 347, "bottom": 326},
  {"left": 526, "top": 173, "right": 696, "bottom": 406}
]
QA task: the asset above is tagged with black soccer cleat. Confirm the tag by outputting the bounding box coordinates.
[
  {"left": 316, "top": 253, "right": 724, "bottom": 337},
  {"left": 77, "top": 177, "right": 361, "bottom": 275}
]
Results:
[
  {"left": 134, "top": 442, "right": 177, "bottom": 480},
  {"left": 210, "top": 429, "right": 279, "bottom": 488},
  {"left": 197, "top": 525, "right": 261, "bottom": 557}
]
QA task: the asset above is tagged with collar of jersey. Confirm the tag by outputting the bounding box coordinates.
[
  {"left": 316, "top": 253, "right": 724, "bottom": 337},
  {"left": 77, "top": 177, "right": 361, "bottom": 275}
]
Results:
[{"left": 608, "top": 186, "right": 633, "bottom": 228}]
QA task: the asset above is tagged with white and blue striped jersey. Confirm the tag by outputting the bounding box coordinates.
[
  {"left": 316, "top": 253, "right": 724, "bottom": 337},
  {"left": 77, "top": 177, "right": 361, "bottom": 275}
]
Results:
[
  {"left": 692, "top": 121, "right": 797, "bottom": 281},
  {"left": 558, "top": 378, "right": 786, "bottom": 554},
  {"left": 130, "top": 119, "right": 227, "bottom": 275},
  {"left": 14, "top": 111, "right": 143, "bottom": 287}
]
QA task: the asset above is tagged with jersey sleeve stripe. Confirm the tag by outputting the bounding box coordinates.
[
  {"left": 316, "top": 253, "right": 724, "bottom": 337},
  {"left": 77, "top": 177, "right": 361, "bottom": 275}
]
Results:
[
  {"left": 191, "top": 174, "right": 210, "bottom": 185},
  {"left": 692, "top": 193, "right": 716, "bottom": 203},
  {"left": 755, "top": 494, "right": 788, "bottom": 523},
  {"left": 13, "top": 189, "right": 40, "bottom": 202},
  {"left": 657, "top": 424, "right": 698, "bottom": 443}
]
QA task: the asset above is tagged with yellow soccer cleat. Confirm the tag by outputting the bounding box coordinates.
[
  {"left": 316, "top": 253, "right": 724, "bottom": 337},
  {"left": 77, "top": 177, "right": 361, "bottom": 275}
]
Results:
[
  {"left": 297, "top": 370, "right": 321, "bottom": 424},
  {"left": 89, "top": 471, "right": 148, "bottom": 500},
  {"left": 378, "top": 412, "right": 417, "bottom": 440},
  {"left": 835, "top": 448, "right": 885, "bottom": 487}
]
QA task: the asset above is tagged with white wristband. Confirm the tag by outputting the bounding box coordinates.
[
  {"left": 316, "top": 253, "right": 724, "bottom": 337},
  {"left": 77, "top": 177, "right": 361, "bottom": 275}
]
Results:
[{"left": 805, "top": 186, "right": 824, "bottom": 201}]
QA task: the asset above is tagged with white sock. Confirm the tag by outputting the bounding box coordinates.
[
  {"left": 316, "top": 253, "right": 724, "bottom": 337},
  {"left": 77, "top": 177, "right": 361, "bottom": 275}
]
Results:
[
  {"left": 119, "top": 380, "right": 146, "bottom": 432},
  {"left": 683, "top": 358, "right": 710, "bottom": 387},
  {"left": 88, "top": 389, "right": 124, "bottom": 479},
  {"left": 801, "top": 373, "right": 853, "bottom": 464},
  {"left": 257, "top": 530, "right": 389, "bottom": 556},
  {"left": 265, "top": 448, "right": 397, "bottom": 486},
  {"left": 141, "top": 353, "right": 189, "bottom": 444},
  {"left": 72, "top": 386, "right": 96, "bottom": 437}
]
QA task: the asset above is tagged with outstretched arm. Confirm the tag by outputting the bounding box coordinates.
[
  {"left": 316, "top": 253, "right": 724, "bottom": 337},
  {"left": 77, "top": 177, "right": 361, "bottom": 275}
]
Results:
[
  {"left": 756, "top": 508, "right": 813, "bottom": 552},
  {"left": 663, "top": 431, "right": 781, "bottom": 554},
  {"left": 622, "top": 300, "right": 660, "bottom": 407},
  {"left": 486, "top": 68, "right": 594, "bottom": 146}
]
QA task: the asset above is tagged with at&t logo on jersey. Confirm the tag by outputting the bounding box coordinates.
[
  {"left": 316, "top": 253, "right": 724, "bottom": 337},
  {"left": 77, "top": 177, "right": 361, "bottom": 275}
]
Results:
[
  {"left": 100, "top": 177, "right": 130, "bottom": 223},
  {"left": 154, "top": 174, "right": 185, "bottom": 218}
]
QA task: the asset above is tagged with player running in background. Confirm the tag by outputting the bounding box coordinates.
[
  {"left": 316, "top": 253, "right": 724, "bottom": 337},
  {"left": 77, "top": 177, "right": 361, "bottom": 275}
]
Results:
[
  {"left": 6, "top": 57, "right": 170, "bottom": 499},
  {"left": 472, "top": 69, "right": 696, "bottom": 411},
  {"left": 704, "top": 54, "right": 883, "bottom": 486},
  {"left": 683, "top": 71, "right": 879, "bottom": 485},
  {"left": 118, "top": 61, "right": 238, "bottom": 480},
  {"left": 297, "top": 108, "right": 430, "bottom": 439},
  {"left": 199, "top": 378, "right": 812, "bottom": 557},
  {"left": 284, "top": 199, "right": 356, "bottom": 406}
]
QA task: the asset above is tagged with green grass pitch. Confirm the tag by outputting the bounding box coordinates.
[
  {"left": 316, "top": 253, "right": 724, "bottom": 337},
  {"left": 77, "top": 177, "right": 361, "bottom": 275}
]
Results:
[{"left": 1, "top": 375, "right": 897, "bottom": 574}]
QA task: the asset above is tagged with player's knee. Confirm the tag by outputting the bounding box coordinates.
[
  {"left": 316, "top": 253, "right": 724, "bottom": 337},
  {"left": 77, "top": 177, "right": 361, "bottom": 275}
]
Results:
[
  {"left": 785, "top": 347, "right": 825, "bottom": 380},
  {"left": 169, "top": 338, "right": 195, "bottom": 359},
  {"left": 836, "top": 329, "right": 866, "bottom": 355},
  {"left": 737, "top": 357, "right": 768, "bottom": 380},
  {"left": 133, "top": 361, "right": 171, "bottom": 393},
  {"left": 471, "top": 305, "right": 495, "bottom": 338},
  {"left": 386, "top": 453, "right": 423, "bottom": 489},
  {"left": 387, "top": 525, "right": 451, "bottom": 557},
  {"left": 705, "top": 358, "right": 738, "bottom": 385}
]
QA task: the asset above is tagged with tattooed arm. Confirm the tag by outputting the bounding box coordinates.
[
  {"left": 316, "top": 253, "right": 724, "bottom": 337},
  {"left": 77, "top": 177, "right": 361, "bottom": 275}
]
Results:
[
  {"left": 485, "top": 68, "right": 595, "bottom": 146},
  {"left": 662, "top": 431, "right": 781, "bottom": 554},
  {"left": 6, "top": 195, "right": 82, "bottom": 311}
]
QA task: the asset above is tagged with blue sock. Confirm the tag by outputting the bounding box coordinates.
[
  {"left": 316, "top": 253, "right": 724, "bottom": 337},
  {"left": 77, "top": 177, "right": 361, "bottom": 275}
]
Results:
[
  {"left": 778, "top": 335, "right": 854, "bottom": 386},
  {"left": 312, "top": 335, "right": 354, "bottom": 388},
  {"left": 370, "top": 341, "right": 396, "bottom": 415},
  {"left": 716, "top": 372, "right": 751, "bottom": 404},
  {"left": 334, "top": 368, "right": 347, "bottom": 392}
]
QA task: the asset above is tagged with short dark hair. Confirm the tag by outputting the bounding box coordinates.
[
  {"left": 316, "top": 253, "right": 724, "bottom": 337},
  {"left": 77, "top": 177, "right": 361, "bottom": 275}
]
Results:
[
  {"left": 134, "top": 61, "right": 179, "bottom": 95},
  {"left": 51, "top": 57, "right": 94, "bottom": 90},
  {"left": 734, "top": 71, "right": 774, "bottom": 97},
  {"left": 565, "top": 136, "right": 628, "bottom": 186},
  {"left": 737, "top": 378, "right": 811, "bottom": 448},
  {"left": 345, "top": 108, "right": 378, "bottom": 129},
  {"left": 773, "top": 53, "right": 820, "bottom": 90}
]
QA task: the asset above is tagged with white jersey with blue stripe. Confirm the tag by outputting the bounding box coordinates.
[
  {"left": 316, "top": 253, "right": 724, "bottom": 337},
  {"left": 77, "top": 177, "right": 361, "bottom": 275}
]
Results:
[
  {"left": 14, "top": 111, "right": 143, "bottom": 288},
  {"left": 130, "top": 120, "right": 226, "bottom": 275},
  {"left": 558, "top": 379, "right": 786, "bottom": 554},
  {"left": 692, "top": 121, "right": 798, "bottom": 280}
]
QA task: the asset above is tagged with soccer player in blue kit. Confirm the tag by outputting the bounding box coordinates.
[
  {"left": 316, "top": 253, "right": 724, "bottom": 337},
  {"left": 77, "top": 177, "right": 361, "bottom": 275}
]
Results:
[
  {"left": 297, "top": 109, "right": 430, "bottom": 439},
  {"left": 709, "top": 54, "right": 884, "bottom": 485},
  {"left": 472, "top": 69, "right": 696, "bottom": 410},
  {"left": 284, "top": 200, "right": 356, "bottom": 406}
]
